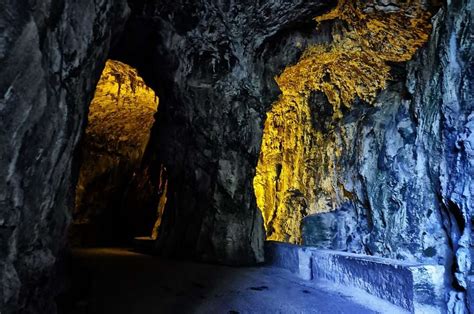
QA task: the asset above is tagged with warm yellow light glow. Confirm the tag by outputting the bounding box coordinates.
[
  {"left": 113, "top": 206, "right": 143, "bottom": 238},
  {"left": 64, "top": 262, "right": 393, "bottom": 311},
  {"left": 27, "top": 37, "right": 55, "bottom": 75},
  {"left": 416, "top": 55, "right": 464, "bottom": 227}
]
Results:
[
  {"left": 278, "top": 0, "right": 431, "bottom": 118},
  {"left": 75, "top": 60, "right": 159, "bottom": 235},
  {"left": 254, "top": 0, "right": 431, "bottom": 243},
  {"left": 152, "top": 165, "right": 168, "bottom": 240}
]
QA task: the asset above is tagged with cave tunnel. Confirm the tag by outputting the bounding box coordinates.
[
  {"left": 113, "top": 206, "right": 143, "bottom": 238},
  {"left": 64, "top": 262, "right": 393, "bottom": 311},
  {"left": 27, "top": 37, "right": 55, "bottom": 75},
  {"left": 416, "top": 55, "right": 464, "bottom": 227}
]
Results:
[
  {"left": 0, "top": 0, "right": 473, "bottom": 314},
  {"left": 70, "top": 59, "right": 164, "bottom": 248}
]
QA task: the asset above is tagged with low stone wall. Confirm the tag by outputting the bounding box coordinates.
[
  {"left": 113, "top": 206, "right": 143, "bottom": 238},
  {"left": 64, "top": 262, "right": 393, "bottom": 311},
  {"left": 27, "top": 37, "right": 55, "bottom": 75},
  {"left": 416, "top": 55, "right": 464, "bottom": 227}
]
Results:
[{"left": 265, "top": 241, "right": 446, "bottom": 313}]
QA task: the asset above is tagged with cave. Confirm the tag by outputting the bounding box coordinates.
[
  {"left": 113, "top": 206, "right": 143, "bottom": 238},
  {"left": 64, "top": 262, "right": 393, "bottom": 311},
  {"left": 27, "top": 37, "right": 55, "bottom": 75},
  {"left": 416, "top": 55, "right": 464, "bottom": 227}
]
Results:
[
  {"left": 70, "top": 59, "right": 162, "bottom": 248},
  {"left": 0, "top": 0, "right": 472, "bottom": 313}
]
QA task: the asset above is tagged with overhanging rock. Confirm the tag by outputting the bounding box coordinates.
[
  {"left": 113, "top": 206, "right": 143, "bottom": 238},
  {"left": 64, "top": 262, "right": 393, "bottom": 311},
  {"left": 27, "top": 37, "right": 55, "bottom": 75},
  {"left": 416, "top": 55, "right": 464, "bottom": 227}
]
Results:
[{"left": 265, "top": 241, "right": 446, "bottom": 313}]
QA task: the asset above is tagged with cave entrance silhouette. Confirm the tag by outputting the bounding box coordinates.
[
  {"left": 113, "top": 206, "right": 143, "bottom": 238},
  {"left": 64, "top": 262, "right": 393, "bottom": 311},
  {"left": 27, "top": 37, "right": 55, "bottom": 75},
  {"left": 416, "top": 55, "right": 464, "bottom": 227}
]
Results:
[{"left": 70, "top": 59, "right": 166, "bottom": 248}]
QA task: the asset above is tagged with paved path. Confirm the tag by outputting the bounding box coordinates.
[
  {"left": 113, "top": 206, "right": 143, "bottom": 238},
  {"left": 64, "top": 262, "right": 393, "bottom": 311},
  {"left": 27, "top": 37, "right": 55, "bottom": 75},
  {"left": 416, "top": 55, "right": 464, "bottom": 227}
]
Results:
[{"left": 62, "top": 248, "right": 382, "bottom": 314}]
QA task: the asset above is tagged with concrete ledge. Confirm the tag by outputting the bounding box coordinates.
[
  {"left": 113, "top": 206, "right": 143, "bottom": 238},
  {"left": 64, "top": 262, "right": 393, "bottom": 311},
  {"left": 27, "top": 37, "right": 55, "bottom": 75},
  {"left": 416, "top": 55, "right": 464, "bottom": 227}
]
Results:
[
  {"left": 265, "top": 241, "right": 446, "bottom": 313},
  {"left": 468, "top": 275, "right": 474, "bottom": 312}
]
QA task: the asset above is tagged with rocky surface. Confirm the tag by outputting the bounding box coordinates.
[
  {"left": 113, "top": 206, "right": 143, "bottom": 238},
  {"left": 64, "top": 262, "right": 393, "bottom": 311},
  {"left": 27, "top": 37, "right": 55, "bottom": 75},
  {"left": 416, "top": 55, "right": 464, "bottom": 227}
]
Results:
[
  {"left": 111, "top": 0, "right": 337, "bottom": 265},
  {"left": 0, "top": 0, "right": 472, "bottom": 312},
  {"left": 72, "top": 60, "right": 158, "bottom": 246},
  {"left": 255, "top": 0, "right": 473, "bottom": 311},
  {"left": 0, "top": 1, "right": 129, "bottom": 313},
  {"left": 255, "top": 0, "right": 433, "bottom": 244}
]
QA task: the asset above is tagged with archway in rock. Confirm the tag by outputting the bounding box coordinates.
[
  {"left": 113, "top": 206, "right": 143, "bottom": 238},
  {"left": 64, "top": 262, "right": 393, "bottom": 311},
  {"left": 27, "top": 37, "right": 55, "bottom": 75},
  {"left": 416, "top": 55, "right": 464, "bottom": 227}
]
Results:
[
  {"left": 70, "top": 60, "right": 165, "bottom": 247},
  {"left": 1, "top": 0, "right": 472, "bottom": 313},
  {"left": 107, "top": 0, "right": 339, "bottom": 265}
]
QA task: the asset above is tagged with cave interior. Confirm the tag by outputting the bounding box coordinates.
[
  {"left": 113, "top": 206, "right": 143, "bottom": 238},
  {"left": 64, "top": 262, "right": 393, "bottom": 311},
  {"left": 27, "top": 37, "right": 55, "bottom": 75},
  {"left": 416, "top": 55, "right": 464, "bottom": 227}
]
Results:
[{"left": 0, "top": 0, "right": 473, "bottom": 313}]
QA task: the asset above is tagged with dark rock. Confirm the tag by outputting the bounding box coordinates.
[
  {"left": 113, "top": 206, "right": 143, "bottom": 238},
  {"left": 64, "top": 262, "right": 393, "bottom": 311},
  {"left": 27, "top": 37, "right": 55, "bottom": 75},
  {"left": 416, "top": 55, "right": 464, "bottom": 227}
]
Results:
[
  {"left": 110, "top": 0, "right": 336, "bottom": 265},
  {"left": 0, "top": 1, "right": 129, "bottom": 313},
  {"left": 0, "top": 0, "right": 472, "bottom": 312}
]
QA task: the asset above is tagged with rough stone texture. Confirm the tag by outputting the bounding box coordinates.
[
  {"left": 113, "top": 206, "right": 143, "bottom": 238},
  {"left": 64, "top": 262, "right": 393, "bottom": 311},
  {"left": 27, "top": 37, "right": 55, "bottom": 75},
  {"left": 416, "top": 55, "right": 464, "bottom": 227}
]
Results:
[
  {"left": 254, "top": 0, "right": 433, "bottom": 244},
  {"left": 0, "top": 1, "right": 129, "bottom": 313},
  {"left": 0, "top": 0, "right": 471, "bottom": 312},
  {"left": 266, "top": 241, "right": 446, "bottom": 313},
  {"left": 253, "top": 0, "right": 472, "bottom": 310},
  {"left": 111, "top": 0, "right": 336, "bottom": 265},
  {"left": 71, "top": 60, "right": 158, "bottom": 246},
  {"left": 468, "top": 275, "right": 474, "bottom": 311},
  {"left": 300, "top": 1, "right": 473, "bottom": 310}
]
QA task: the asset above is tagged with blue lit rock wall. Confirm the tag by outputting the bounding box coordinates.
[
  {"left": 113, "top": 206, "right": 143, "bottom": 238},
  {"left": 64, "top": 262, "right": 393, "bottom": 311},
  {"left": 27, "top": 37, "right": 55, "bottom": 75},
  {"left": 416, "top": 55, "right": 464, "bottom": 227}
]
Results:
[{"left": 302, "top": 0, "right": 473, "bottom": 311}]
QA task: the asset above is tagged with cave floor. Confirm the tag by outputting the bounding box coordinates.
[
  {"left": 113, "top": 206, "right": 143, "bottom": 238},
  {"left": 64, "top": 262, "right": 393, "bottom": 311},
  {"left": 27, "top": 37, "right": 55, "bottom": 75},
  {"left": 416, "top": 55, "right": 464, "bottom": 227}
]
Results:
[{"left": 63, "top": 248, "right": 389, "bottom": 314}]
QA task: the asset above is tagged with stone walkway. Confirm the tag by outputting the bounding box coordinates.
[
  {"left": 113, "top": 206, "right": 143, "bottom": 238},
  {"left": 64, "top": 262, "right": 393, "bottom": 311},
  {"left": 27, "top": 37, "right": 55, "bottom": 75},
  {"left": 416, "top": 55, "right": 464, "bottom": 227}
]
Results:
[{"left": 62, "top": 248, "right": 393, "bottom": 314}]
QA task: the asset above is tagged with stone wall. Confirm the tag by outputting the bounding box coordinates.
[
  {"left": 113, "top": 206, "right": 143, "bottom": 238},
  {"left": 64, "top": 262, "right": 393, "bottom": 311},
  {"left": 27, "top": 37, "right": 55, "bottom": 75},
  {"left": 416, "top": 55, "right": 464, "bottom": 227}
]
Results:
[
  {"left": 0, "top": 0, "right": 471, "bottom": 312},
  {"left": 0, "top": 2, "right": 128, "bottom": 313}
]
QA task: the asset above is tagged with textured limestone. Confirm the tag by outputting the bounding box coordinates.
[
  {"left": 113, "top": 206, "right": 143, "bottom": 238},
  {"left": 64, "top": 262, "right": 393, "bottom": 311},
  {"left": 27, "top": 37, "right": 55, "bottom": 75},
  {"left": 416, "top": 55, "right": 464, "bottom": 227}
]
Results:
[
  {"left": 255, "top": 0, "right": 432, "bottom": 244},
  {"left": 256, "top": 0, "right": 472, "bottom": 310},
  {"left": 0, "top": 1, "right": 129, "bottom": 313},
  {"left": 0, "top": 0, "right": 471, "bottom": 312},
  {"left": 72, "top": 60, "right": 158, "bottom": 246},
  {"left": 111, "top": 0, "right": 336, "bottom": 265}
]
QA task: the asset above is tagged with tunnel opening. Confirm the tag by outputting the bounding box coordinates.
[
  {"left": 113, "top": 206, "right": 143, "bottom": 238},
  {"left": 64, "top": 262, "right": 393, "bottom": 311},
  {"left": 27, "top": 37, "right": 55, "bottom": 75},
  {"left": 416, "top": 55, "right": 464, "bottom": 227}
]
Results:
[
  {"left": 1, "top": 0, "right": 470, "bottom": 312},
  {"left": 69, "top": 59, "right": 166, "bottom": 248}
]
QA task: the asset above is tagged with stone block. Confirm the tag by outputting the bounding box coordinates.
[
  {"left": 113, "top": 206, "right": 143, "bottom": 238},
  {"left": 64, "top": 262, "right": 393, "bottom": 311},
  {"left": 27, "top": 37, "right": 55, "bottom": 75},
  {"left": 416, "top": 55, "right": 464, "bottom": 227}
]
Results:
[{"left": 265, "top": 241, "right": 446, "bottom": 313}]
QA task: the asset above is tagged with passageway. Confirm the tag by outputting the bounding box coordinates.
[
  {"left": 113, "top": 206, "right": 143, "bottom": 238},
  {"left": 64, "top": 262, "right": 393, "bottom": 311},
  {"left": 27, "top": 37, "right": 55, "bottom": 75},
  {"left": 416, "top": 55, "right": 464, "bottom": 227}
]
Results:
[
  {"left": 71, "top": 60, "right": 163, "bottom": 248},
  {"left": 60, "top": 248, "right": 393, "bottom": 314}
]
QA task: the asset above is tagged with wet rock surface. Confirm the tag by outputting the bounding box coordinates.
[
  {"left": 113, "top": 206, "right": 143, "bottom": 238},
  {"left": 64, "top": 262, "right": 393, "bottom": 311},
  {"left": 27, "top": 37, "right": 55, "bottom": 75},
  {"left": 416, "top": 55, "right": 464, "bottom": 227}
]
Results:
[{"left": 0, "top": 1, "right": 129, "bottom": 313}]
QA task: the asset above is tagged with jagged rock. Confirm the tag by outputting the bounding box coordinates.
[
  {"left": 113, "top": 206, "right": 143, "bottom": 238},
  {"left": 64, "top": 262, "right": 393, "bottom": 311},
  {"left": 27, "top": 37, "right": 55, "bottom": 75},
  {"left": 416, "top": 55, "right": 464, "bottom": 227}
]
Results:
[
  {"left": 254, "top": 0, "right": 472, "bottom": 311},
  {"left": 0, "top": 1, "right": 129, "bottom": 313},
  {"left": 255, "top": 0, "right": 433, "bottom": 243},
  {"left": 111, "top": 0, "right": 336, "bottom": 265},
  {"left": 299, "top": 1, "right": 473, "bottom": 311},
  {"left": 0, "top": 0, "right": 472, "bottom": 312}
]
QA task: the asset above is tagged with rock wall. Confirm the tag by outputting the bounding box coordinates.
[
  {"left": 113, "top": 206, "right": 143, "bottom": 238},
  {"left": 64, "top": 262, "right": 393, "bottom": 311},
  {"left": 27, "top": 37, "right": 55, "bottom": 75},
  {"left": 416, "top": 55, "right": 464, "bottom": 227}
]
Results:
[
  {"left": 254, "top": 0, "right": 473, "bottom": 311},
  {"left": 71, "top": 60, "right": 158, "bottom": 246},
  {"left": 111, "top": 0, "right": 336, "bottom": 265},
  {"left": 255, "top": 0, "right": 433, "bottom": 243},
  {"left": 0, "top": 2, "right": 129, "bottom": 313},
  {"left": 0, "top": 0, "right": 471, "bottom": 311}
]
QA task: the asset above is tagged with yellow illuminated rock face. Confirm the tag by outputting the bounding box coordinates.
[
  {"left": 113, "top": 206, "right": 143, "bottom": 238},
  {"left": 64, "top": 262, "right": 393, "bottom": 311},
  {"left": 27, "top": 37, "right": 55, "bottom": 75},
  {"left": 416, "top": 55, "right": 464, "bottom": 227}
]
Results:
[
  {"left": 74, "top": 60, "right": 159, "bottom": 238},
  {"left": 83, "top": 59, "right": 158, "bottom": 153},
  {"left": 254, "top": 0, "right": 431, "bottom": 243}
]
